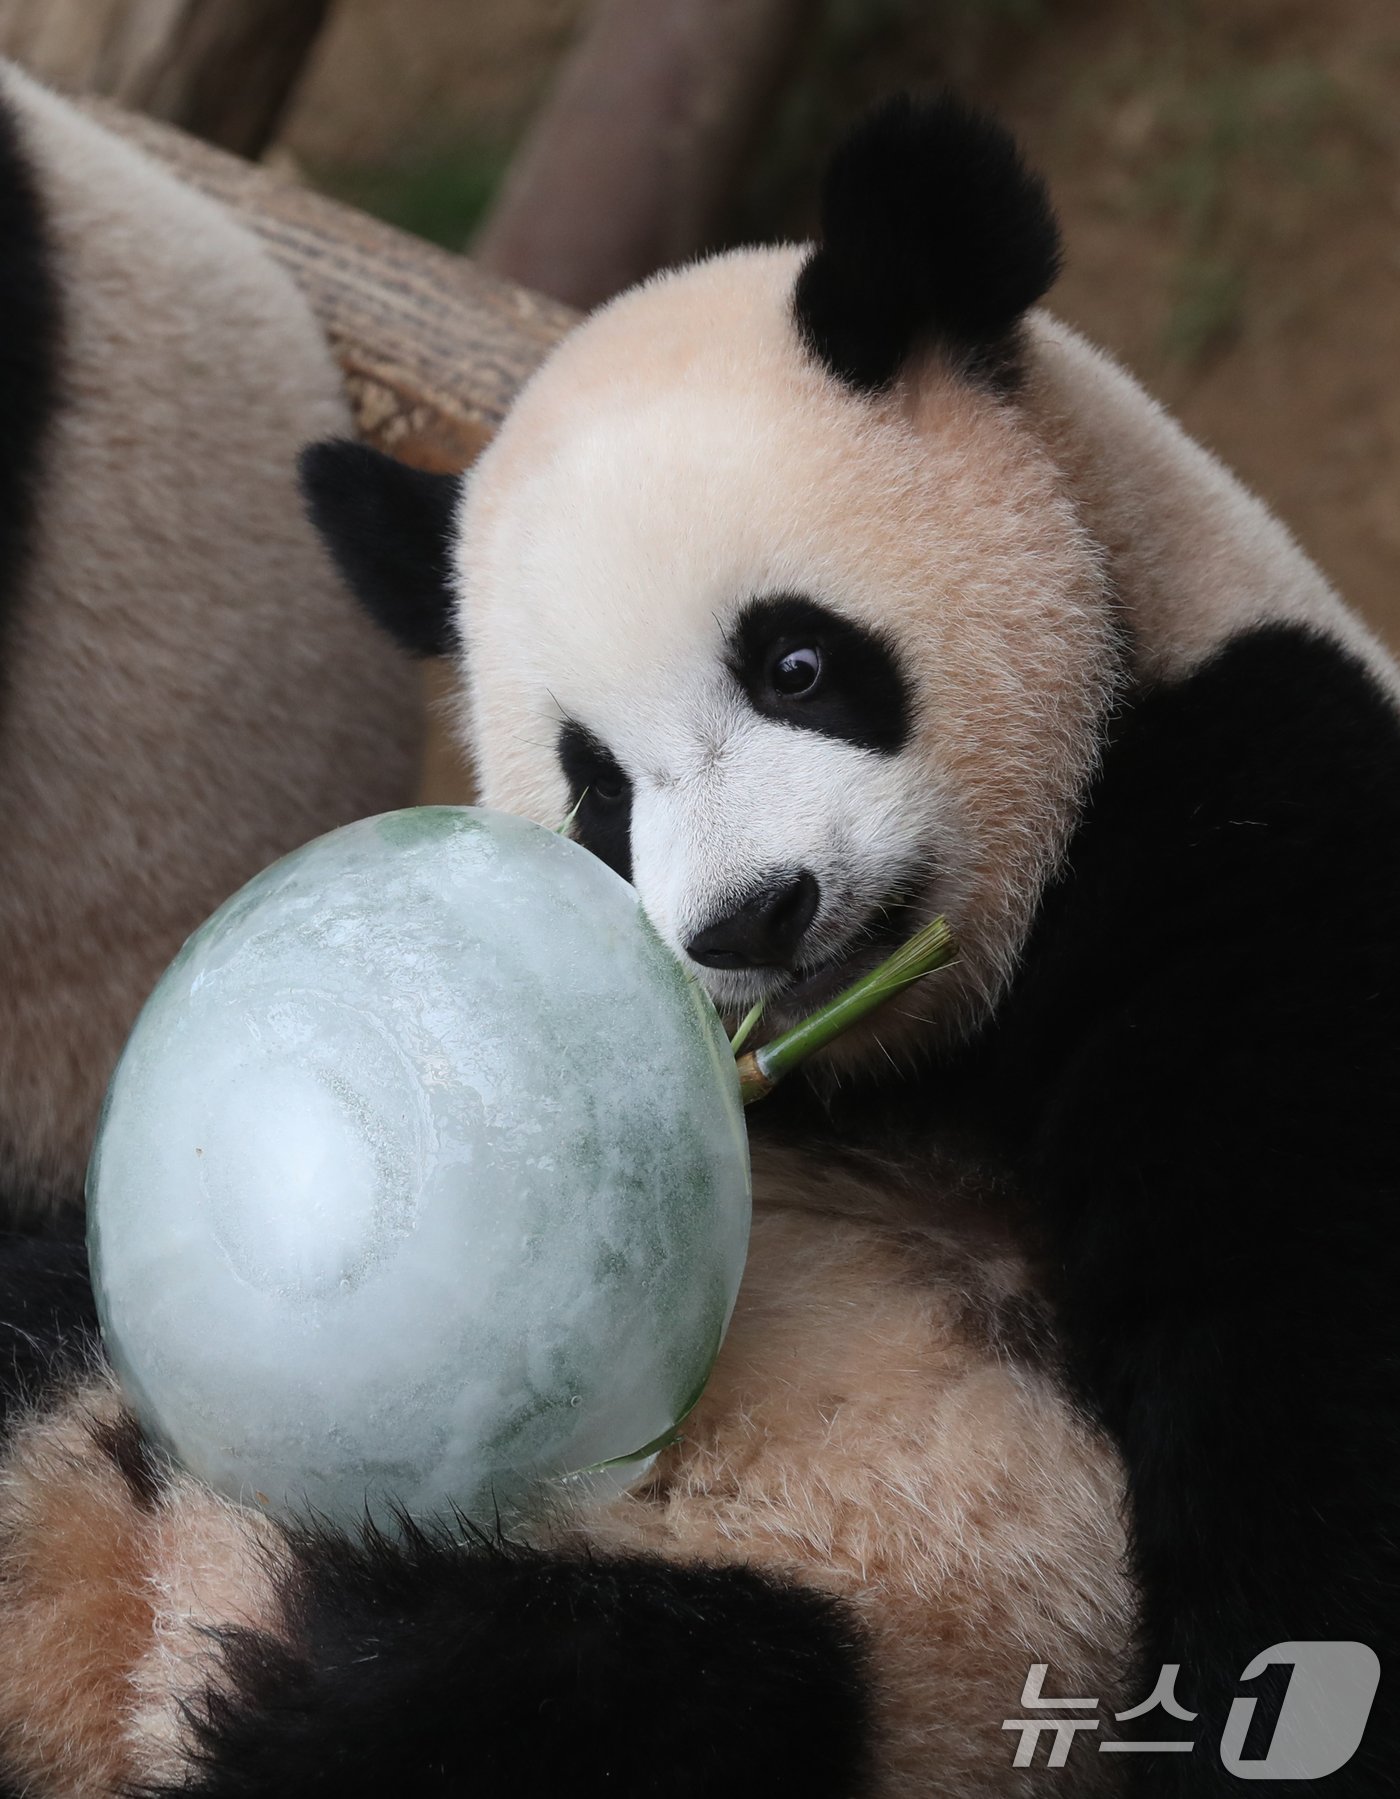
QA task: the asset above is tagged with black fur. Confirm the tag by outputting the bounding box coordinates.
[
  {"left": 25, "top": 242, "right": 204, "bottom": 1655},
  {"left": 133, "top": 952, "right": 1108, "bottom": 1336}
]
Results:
[
  {"left": 686, "top": 870, "right": 821, "bottom": 972},
  {"left": 728, "top": 595, "right": 912, "bottom": 754},
  {"left": 0, "top": 87, "right": 63, "bottom": 1223},
  {"left": 794, "top": 91, "right": 1060, "bottom": 394},
  {"left": 146, "top": 1519, "right": 871, "bottom": 1799},
  {"left": 90, "top": 1405, "right": 165, "bottom": 1510},
  {"left": 0, "top": 85, "right": 61, "bottom": 701},
  {"left": 558, "top": 720, "right": 635, "bottom": 884},
  {"left": 812, "top": 623, "right": 1400, "bottom": 1792},
  {"left": 299, "top": 441, "right": 460, "bottom": 657},
  {"left": 990, "top": 625, "right": 1400, "bottom": 1789},
  {"left": 0, "top": 1228, "right": 97, "bottom": 1437}
]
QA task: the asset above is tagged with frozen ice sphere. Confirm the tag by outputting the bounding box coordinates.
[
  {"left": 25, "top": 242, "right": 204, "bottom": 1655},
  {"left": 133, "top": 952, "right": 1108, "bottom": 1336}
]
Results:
[{"left": 87, "top": 807, "right": 751, "bottom": 1530}]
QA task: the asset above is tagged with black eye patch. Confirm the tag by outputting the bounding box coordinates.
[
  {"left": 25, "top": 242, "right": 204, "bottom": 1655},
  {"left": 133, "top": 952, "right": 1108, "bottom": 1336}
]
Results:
[
  {"left": 558, "top": 722, "right": 634, "bottom": 883},
  {"left": 728, "top": 594, "right": 912, "bottom": 754}
]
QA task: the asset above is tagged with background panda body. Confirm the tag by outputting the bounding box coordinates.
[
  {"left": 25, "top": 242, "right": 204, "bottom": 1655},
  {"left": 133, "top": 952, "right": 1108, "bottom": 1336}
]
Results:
[
  {"left": 0, "top": 67, "right": 421, "bottom": 1790},
  {"left": 0, "top": 62, "right": 420, "bottom": 1228},
  {"left": 1, "top": 92, "right": 1395, "bottom": 1799}
]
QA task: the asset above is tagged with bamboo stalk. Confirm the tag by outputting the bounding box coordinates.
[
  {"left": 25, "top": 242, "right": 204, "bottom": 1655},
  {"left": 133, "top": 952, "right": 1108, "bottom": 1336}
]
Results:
[{"left": 736, "top": 917, "right": 956, "bottom": 1103}]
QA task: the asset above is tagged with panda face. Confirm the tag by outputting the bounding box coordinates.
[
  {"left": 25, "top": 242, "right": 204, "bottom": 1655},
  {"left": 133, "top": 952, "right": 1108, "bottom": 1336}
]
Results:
[
  {"left": 552, "top": 583, "right": 933, "bottom": 1030},
  {"left": 455, "top": 248, "right": 1118, "bottom": 1058}
]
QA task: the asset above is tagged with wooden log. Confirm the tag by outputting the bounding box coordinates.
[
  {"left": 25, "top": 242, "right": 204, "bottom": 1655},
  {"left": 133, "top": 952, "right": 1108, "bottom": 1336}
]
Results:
[
  {"left": 83, "top": 98, "right": 578, "bottom": 473},
  {"left": 0, "top": 0, "right": 333, "bottom": 159}
]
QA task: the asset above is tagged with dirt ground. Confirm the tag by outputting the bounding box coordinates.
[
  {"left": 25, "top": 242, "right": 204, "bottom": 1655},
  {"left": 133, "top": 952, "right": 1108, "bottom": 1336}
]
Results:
[{"left": 283, "top": 0, "right": 1400, "bottom": 651}]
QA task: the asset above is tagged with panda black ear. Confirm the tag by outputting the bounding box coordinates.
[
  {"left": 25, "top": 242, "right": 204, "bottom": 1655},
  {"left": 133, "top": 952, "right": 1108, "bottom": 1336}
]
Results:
[
  {"left": 793, "top": 91, "right": 1061, "bottom": 395},
  {"left": 299, "top": 440, "right": 460, "bottom": 658}
]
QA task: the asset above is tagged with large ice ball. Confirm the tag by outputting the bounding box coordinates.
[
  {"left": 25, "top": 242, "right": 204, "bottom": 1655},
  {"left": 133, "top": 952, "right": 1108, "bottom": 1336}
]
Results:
[{"left": 87, "top": 807, "right": 750, "bottom": 1529}]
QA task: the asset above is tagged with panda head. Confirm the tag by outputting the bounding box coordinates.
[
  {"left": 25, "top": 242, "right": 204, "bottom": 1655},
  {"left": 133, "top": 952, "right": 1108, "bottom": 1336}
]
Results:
[{"left": 305, "top": 95, "right": 1121, "bottom": 1069}]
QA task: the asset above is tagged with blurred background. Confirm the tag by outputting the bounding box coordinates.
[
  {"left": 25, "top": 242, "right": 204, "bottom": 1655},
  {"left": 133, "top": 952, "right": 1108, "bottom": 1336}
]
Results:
[{"left": 4, "top": 0, "right": 1397, "bottom": 649}]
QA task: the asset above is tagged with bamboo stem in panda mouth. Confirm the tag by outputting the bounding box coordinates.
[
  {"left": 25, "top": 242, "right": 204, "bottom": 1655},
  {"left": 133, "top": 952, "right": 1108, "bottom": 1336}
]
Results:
[{"left": 735, "top": 916, "right": 957, "bottom": 1104}]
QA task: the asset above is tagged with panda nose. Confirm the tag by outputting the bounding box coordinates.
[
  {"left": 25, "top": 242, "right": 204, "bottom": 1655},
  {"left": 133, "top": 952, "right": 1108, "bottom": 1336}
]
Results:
[{"left": 685, "top": 871, "right": 820, "bottom": 972}]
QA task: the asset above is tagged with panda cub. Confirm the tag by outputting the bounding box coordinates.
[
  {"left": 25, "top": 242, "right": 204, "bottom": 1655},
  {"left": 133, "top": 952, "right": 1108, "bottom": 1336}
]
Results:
[
  {"left": 0, "top": 91, "right": 1395, "bottom": 1799},
  {"left": 306, "top": 94, "right": 1400, "bottom": 1793}
]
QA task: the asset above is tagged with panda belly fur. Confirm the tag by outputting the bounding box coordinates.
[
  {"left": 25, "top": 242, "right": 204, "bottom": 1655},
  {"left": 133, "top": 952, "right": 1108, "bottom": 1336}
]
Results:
[
  {"left": 585, "top": 1147, "right": 1132, "bottom": 1794},
  {"left": 2, "top": 85, "right": 1398, "bottom": 1799}
]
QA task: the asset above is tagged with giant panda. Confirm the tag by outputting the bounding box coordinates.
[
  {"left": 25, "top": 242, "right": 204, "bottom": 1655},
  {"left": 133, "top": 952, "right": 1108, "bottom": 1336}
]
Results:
[
  {"left": 0, "top": 57, "right": 421, "bottom": 1253},
  {"left": 2, "top": 90, "right": 1396, "bottom": 1799},
  {"left": 0, "top": 52, "right": 420, "bottom": 1754}
]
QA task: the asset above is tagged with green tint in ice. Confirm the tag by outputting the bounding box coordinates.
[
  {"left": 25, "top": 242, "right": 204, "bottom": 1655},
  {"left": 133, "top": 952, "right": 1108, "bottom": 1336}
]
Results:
[{"left": 87, "top": 808, "right": 751, "bottom": 1530}]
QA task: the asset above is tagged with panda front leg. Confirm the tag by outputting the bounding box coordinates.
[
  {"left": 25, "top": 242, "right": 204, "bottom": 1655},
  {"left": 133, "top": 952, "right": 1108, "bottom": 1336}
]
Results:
[
  {"left": 0, "top": 1187, "right": 1132, "bottom": 1797},
  {"left": 0, "top": 1221, "right": 870, "bottom": 1799},
  {"left": 980, "top": 627, "right": 1400, "bottom": 1793},
  {"left": 0, "top": 1374, "right": 869, "bottom": 1799}
]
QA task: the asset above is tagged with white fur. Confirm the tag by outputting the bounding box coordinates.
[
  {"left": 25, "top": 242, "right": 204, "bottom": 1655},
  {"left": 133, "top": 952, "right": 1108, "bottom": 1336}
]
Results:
[{"left": 1022, "top": 314, "right": 1397, "bottom": 691}]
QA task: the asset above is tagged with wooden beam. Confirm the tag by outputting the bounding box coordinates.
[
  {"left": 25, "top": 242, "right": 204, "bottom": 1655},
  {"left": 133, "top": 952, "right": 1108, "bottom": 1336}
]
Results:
[{"left": 84, "top": 98, "right": 578, "bottom": 472}]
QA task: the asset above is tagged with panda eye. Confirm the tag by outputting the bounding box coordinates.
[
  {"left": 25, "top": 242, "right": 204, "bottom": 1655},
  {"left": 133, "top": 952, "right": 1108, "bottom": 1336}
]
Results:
[
  {"left": 730, "top": 595, "right": 910, "bottom": 753},
  {"left": 768, "top": 644, "right": 823, "bottom": 698},
  {"left": 558, "top": 722, "right": 631, "bottom": 811},
  {"left": 557, "top": 721, "right": 634, "bottom": 883},
  {"left": 589, "top": 765, "right": 628, "bottom": 806}
]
